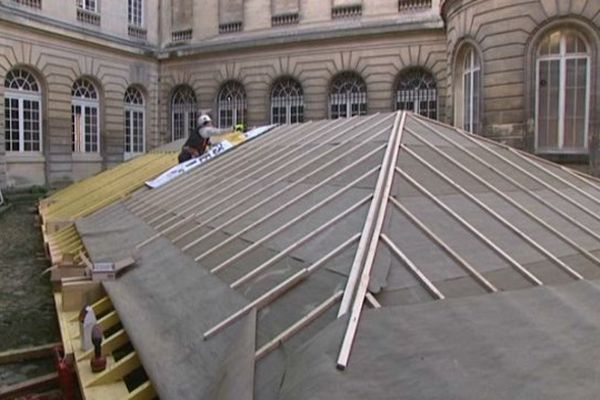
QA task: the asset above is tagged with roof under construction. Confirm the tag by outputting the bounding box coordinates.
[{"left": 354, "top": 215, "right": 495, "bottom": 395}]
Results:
[{"left": 74, "top": 112, "right": 600, "bottom": 399}]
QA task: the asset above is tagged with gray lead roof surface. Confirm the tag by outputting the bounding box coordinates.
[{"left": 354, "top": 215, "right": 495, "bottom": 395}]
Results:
[{"left": 78, "top": 112, "right": 600, "bottom": 399}]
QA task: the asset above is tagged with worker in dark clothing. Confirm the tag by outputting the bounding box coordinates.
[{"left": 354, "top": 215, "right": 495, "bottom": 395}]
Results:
[{"left": 178, "top": 114, "right": 227, "bottom": 163}]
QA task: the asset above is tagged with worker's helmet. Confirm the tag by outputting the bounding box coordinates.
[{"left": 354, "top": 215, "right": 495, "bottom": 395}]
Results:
[{"left": 198, "top": 114, "right": 212, "bottom": 126}]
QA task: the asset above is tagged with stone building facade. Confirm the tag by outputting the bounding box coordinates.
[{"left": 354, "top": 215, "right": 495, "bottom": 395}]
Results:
[{"left": 0, "top": 0, "right": 598, "bottom": 188}]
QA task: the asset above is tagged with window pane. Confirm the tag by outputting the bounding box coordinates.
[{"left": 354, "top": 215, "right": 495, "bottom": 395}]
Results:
[
  {"left": 537, "top": 60, "right": 560, "bottom": 150},
  {"left": 329, "top": 72, "right": 366, "bottom": 119},
  {"left": 125, "top": 109, "right": 131, "bottom": 152},
  {"left": 564, "top": 58, "right": 587, "bottom": 149},
  {"left": 72, "top": 105, "right": 82, "bottom": 152},
  {"left": 463, "top": 69, "right": 472, "bottom": 132}
]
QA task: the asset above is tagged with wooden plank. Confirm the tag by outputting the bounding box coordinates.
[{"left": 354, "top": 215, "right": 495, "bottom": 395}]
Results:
[
  {"left": 61, "top": 280, "right": 104, "bottom": 312},
  {"left": 395, "top": 166, "right": 544, "bottom": 286},
  {"left": 230, "top": 197, "right": 369, "bottom": 289},
  {"left": 389, "top": 196, "right": 497, "bottom": 293},
  {"left": 125, "top": 380, "right": 156, "bottom": 400},
  {"left": 209, "top": 166, "right": 380, "bottom": 273},
  {"left": 172, "top": 116, "right": 390, "bottom": 251},
  {"left": 255, "top": 290, "right": 343, "bottom": 361},
  {"left": 337, "top": 112, "right": 406, "bottom": 370},
  {"left": 0, "top": 342, "right": 60, "bottom": 365},
  {"left": 338, "top": 111, "right": 404, "bottom": 318},
  {"left": 402, "top": 130, "right": 585, "bottom": 280},
  {"left": 86, "top": 352, "right": 140, "bottom": 387},
  {"left": 0, "top": 372, "right": 58, "bottom": 399},
  {"left": 191, "top": 137, "right": 387, "bottom": 261},
  {"left": 97, "top": 310, "right": 120, "bottom": 332},
  {"left": 381, "top": 234, "right": 445, "bottom": 300},
  {"left": 77, "top": 329, "right": 129, "bottom": 362},
  {"left": 365, "top": 292, "right": 381, "bottom": 309},
  {"left": 412, "top": 117, "right": 600, "bottom": 265}
]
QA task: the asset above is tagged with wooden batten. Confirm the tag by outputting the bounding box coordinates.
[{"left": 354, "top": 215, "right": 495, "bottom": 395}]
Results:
[
  {"left": 0, "top": 343, "right": 60, "bottom": 365},
  {"left": 86, "top": 352, "right": 140, "bottom": 387}
]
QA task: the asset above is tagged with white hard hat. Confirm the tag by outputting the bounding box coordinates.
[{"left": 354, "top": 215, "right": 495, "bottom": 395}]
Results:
[{"left": 198, "top": 114, "right": 211, "bottom": 125}]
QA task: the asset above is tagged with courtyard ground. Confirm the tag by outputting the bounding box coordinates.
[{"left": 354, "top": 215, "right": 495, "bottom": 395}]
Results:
[{"left": 0, "top": 194, "right": 59, "bottom": 387}]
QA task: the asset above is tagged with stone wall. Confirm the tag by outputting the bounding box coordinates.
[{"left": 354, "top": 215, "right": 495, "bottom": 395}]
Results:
[
  {"left": 0, "top": 24, "right": 158, "bottom": 188},
  {"left": 158, "top": 31, "right": 448, "bottom": 139},
  {"left": 443, "top": 0, "right": 600, "bottom": 170}
]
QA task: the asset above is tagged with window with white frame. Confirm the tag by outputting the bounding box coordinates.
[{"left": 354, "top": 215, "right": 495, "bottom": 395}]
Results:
[
  {"left": 71, "top": 78, "right": 99, "bottom": 153},
  {"left": 128, "top": 0, "right": 143, "bottom": 26},
  {"left": 536, "top": 29, "right": 590, "bottom": 153},
  {"left": 171, "top": 86, "right": 197, "bottom": 141},
  {"left": 77, "top": 0, "right": 97, "bottom": 12},
  {"left": 124, "top": 87, "right": 145, "bottom": 158},
  {"left": 271, "top": 78, "right": 304, "bottom": 124},
  {"left": 329, "top": 72, "right": 367, "bottom": 119},
  {"left": 462, "top": 47, "right": 481, "bottom": 134},
  {"left": 217, "top": 81, "right": 246, "bottom": 129},
  {"left": 4, "top": 69, "right": 42, "bottom": 152},
  {"left": 395, "top": 68, "right": 437, "bottom": 120}
]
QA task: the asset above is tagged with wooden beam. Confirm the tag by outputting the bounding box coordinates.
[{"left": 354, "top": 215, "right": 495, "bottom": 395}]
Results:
[
  {"left": 381, "top": 234, "right": 445, "bottom": 300},
  {"left": 177, "top": 117, "right": 391, "bottom": 252},
  {"left": 86, "top": 352, "right": 140, "bottom": 387},
  {"left": 411, "top": 117, "right": 600, "bottom": 266},
  {"left": 389, "top": 196, "right": 497, "bottom": 293},
  {"left": 402, "top": 131, "right": 585, "bottom": 280},
  {"left": 77, "top": 329, "right": 129, "bottom": 361},
  {"left": 0, "top": 372, "right": 58, "bottom": 399},
  {"left": 124, "top": 380, "right": 156, "bottom": 400},
  {"left": 337, "top": 111, "right": 406, "bottom": 370},
  {"left": 204, "top": 269, "right": 309, "bottom": 340},
  {"left": 395, "top": 166, "right": 544, "bottom": 287},
  {"left": 255, "top": 290, "right": 343, "bottom": 361},
  {"left": 229, "top": 197, "right": 369, "bottom": 289},
  {"left": 365, "top": 292, "right": 381, "bottom": 309},
  {"left": 97, "top": 310, "right": 121, "bottom": 332},
  {"left": 0, "top": 342, "right": 60, "bottom": 365},
  {"left": 205, "top": 233, "right": 361, "bottom": 340},
  {"left": 70, "top": 296, "right": 112, "bottom": 322},
  {"left": 209, "top": 166, "right": 379, "bottom": 273},
  {"left": 188, "top": 137, "right": 386, "bottom": 257},
  {"left": 338, "top": 111, "right": 404, "bottom": 318}
]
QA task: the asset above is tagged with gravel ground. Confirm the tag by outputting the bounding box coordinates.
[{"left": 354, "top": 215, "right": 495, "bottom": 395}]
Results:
[{"left": 0, "top": 199, "right": 60, "bottom": 387}]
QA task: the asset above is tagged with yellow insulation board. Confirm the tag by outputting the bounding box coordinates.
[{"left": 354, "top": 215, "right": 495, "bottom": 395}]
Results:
[{"left": 40, "top": 153, "right": 177, "bottom": 226}]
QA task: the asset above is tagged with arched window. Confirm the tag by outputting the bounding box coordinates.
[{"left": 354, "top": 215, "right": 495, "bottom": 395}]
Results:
[
  {"left": 395, "top": 68, "right": 437, "bottom": 120},
  {"left": 171, "top": 85, "right": 196, "bottom": 141},
  {"left": 536, "top": 29, "right": 590, "bottom": 153},
  {"left": 461, "top": 47, "right": 481, "bottom": 133},
  {"left": 4, "top": 69, "right": 42, "bottom": 152},
  {"left": 217, "top": 81, "right": 246, "bottom": 129},
  {"left": 329, "top": 72, "right": 367, "bottom": 119},
  {"left": 71, "top": 78, "right": 99, "bottom": 153},
  {"left": 124, "top": 87, "right": 145, "bottom": 158},
  {"left": 271, "top": 78, "right": 304, "bottom": 124}
]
